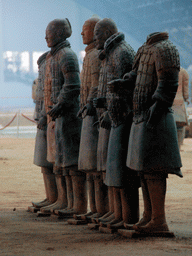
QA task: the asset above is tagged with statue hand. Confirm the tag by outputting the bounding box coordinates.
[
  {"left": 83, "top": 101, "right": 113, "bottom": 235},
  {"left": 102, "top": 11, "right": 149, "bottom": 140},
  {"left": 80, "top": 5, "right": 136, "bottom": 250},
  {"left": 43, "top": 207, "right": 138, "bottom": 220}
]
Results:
[
  {"left": 77, "top": 108, "right": 83, "bottom": 119},
  {"left": 84, "top": 103, "right": 96, "bottom": 116},
  {"left": 93, "top": 97, "right": 106, "bottom": 108},
  {"left": 37, "top": 116, "right": 47, "bottom": 130},
  {"left": 47, "top": 103, "right": 62, "bottom": 119},
  {"left": 77, "top": 103, "right": 96, "bottom": 119},
  {"left": 99, "top": 111, "right": 111, "bottom": 130},
  {"left": 146, "top": 101, "right": 165, "bottom": 130}
]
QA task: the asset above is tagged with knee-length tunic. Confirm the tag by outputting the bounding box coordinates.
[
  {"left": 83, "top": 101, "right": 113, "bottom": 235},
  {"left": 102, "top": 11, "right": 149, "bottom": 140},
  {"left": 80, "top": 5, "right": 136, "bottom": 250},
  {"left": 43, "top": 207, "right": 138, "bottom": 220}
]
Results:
[
  {"left": 33, "top": 52, "right": 52, "bottom": 168},
  {"left": 78, "top": 42, "right": 101, "bottom": 171}
]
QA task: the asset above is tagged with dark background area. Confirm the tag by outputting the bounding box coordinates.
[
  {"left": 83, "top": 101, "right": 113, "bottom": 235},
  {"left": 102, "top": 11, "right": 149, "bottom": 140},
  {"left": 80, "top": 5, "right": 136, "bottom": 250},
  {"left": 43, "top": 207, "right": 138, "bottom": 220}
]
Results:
[{"left": 0, "top": 0, "right": 191, "bottom": 108}]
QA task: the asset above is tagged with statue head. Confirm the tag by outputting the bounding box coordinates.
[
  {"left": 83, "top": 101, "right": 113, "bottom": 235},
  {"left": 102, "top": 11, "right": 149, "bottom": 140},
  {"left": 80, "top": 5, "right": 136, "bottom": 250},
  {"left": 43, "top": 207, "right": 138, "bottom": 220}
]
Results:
[
  {"left": 45, "top": 18, "right": 72, "bottom": 48},
  {"left": 93, "top": 18, "right": 118, "bottom": 50},
  {"left": 81, "top": 17, "right": 100, "bottom": 45}
]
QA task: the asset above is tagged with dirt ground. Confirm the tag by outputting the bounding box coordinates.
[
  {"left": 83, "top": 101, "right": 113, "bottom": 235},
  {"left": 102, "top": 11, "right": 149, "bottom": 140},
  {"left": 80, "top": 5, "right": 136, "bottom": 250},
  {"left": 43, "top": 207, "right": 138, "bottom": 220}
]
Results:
[{"left": 0, "top": 138, "right": 192, "bottom": 256}]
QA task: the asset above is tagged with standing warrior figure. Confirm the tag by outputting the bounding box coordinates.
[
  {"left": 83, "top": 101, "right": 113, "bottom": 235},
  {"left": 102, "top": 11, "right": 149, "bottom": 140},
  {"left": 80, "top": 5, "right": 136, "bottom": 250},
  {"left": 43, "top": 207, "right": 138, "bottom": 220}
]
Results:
[
  {"left": 39, "top": 19, "right": 86, "bottom": 216},
  {"left": 32, "top": 78, "right": 38, "bottom": 105},
  {"left": 70, "top": 17, "right": 101, "bottom": 221},
  {"left": 32, "top": 52, "right": 57, "bottom": 210},
  {"left": 109, "top": 32, "right": 182, "bottom": 233},
  {"left": 93, "top": 18, "right": 139, "bottom": 229},
  {"left": 172, "top": 67, "right": 189, "bottom": 149}
]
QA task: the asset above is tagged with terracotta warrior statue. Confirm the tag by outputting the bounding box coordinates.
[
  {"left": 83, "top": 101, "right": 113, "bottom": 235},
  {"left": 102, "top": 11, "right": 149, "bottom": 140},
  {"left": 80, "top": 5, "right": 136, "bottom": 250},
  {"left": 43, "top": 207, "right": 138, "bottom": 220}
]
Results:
[
  {"left": 66, "top": 17, "right": 101, "bottom": 221},
  {"left": 32, "top": 52, "right": 57, "bottom": 210},
  {"left": 172, "top": 67, "right": 189, "bottom": 149},
  {"left": 92, "top": 18, "right": 140, "bottom": 229},
  {"left": 32, "top": 78, "right": 38, "bottom": 105},
  {"left": 109, "top": 32, "right": 183, "bottom": 233},
  {"left": 39, "top": 19, "right": 86, "bottom": 216}
]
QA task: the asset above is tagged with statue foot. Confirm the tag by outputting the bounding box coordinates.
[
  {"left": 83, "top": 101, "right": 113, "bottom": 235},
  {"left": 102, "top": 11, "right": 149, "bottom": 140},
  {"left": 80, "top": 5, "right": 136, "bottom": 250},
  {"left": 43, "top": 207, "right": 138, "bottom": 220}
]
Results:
[
  {"left": 73, "top": 211, "right": 95, "bottom": 220},
  {"left": 107, "top": 220, "right": 125, "bottom": 230},
  {"left": 123, "top": 217, "right": 150, "bottom": 230},
  {"left": 124, "top": 223, "right": 135, "bottom": 230},
  {"left": 53, "top": 207, "right": 71, "bottom": 215},
  {"left": 135, "top": 217, "right": 151, "bottom": 227},
  {"left": 32, "top": 198, "right": 48, "bottom": 208},
  {"left": 58, "top": 208, "right": 86, "bottom": 217},
  {"left": 106, "top": 218, "right": 122, "bottom": 228},
  {"left": 133, "top": 220, "right": 169, "bottom": 233},
  {"left": 57, "top": 208, "right": 75, "bottom": 217},
  {"left": 40, "top": 201, "right": 67, "bottom": 214},
  {"left": 40, "top": 201, "right": 58, "bottom": 213},
  {"left": 97, "top": 211, "right": 113, "bottom": 223},
  {"left": 38, "top": 201, "right": 54, "bottom": 209},
  {"left": 91, "top": 213, "right": 104, "bottom": 223},
  {"left": 100, "top": 214, "right": 116, "bottom": 227},
  {"left": 82, "top": 212, "right": 100, "bottom": 221},
  {"left": 99, "top": 213, "right": 115, "bottom": 224}
]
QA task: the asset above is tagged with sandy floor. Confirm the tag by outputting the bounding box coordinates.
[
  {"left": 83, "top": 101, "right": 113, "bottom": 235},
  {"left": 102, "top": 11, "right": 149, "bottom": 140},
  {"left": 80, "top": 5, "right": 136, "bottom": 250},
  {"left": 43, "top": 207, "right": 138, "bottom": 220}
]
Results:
[{"left": 0, "top": 138, "right": 192, "bottom": 255}]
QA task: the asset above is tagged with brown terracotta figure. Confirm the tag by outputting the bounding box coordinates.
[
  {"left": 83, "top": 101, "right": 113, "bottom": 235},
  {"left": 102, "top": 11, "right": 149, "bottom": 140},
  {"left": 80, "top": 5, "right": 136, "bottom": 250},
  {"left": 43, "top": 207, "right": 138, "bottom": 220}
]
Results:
[
  {"left": 69, "top": 17, "right": 101, "bottom": 221},
  {"left": 39, "top": 19, "right": 86, "bottom": 216},
  {"left": 32, "top": 52, "right": 57, "bottom": 210},
  {"left": 172, "top": 67, "right": 189, "bottom": 149},
  {"left": 32, "top": 78, "right": 38, "bottom": 106},
  {"left": 109, "top": 32, "right": 183, "bottom": 234},
  {"left": 93, "top": 18, "right": 140, "bottom": 229}
]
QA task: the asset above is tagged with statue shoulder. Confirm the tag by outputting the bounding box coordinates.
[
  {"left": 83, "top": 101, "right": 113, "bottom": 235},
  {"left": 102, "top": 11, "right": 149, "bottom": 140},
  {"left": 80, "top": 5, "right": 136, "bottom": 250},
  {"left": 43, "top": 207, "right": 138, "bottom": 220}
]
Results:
[
  {"left": 153, "top": 40, "right": 180, "bottom": 71},
  {"left": 88, "top": 48, "right": 101, "bottom": 70},
  {"left": 88, "top": 48, "right": 100, "bottom": 60},
  {"left": 37, "top": 51, "right": 49, "bottom": 67},
  {"left": 59, "top": 48, "right": 80, "bottom": 73},
  {"left": 112, "top": 41, "right": 135, "bottom": 64}
]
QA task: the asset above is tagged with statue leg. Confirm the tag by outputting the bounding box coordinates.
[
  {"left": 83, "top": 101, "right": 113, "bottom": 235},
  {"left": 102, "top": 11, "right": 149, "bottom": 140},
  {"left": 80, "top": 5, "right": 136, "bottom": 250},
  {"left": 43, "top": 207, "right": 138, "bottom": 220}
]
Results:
[
  {"left": 70, "top": 170, "right": 87, "bottom": 215},
  {"left": 54, "top": 171, "right": 74, "bottom": 215},
  {"left": 86, "top": 173, "right": 108, "bottom": 221},
  {"left": 98, "top": 186, "right": 114, "bottom": 223},
  {"left": 73, "top": 172, "right": 96, "bottom": 220},
  {"left": 87, "top": 173, "right": 97, "bottom": 214},
  {"left": 181, "top": 127, "right": 185, "bottom": 145},
  {"left": 40, "top": 170, "right": 67, "bottom": 214},
  {"left": 65, "top": 174, "right": 73, "bottom": 210},
  {"left": 32, "top": 167, "right": 57, "bottom": 208},
  {"left": 109, "top": 175, "right": 140, "bottom": 230},
  {"left": 177, "top": 126, "right": 184, "bottom": 150},
  {"left": 125, "top": 174, "right": 150, "bottom": 229},
  {"left": 94, "top": 173, "right": 108, "bottom": 216},
  {"left": 91, "top": 126, "right": 109, "bottom": 221},
  {"left": 134, "top": 173, "right": 169, "bottom": 232},
  {"left": 105, "top": 187, "right": 122, "bottom": 228},
  {"left": 32, "top": 169, "right": 49, "bottom": 208},
  {"left": 57, "top": 168, "right": 87, "bottom": 216},
  {"left": 120, "top": 183, "right": 139, "bottom": 229}
]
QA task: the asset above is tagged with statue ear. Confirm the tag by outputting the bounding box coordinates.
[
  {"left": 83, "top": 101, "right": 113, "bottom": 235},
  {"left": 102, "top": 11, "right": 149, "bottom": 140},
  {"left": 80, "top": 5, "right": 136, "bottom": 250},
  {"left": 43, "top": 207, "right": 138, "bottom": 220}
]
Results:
[{"left": 57, "top": 29, "right": 63, "bottom": 38}]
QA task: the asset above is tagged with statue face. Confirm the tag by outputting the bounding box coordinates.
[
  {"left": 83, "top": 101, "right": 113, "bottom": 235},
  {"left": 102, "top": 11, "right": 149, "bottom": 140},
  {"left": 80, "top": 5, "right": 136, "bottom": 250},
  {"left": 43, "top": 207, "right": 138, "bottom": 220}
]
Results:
[
  {"left": 81, "top": 24, "right": 94, "bottom": 45},
  {"left": 94, "top": 25, "right": 108, "bottom": 50},
  {"left": 45, "top": 23, "right": 62, "bottom": 48}
]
